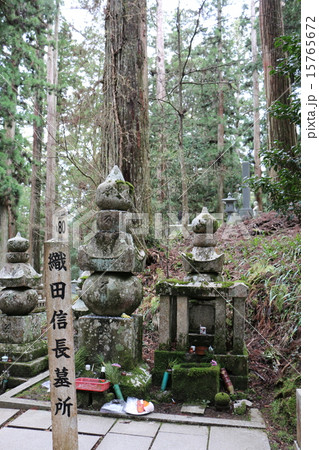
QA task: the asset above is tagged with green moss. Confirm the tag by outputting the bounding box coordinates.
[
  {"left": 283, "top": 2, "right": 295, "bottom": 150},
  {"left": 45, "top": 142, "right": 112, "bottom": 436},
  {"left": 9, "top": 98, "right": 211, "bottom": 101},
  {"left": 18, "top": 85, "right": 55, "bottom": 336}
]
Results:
[
  {"left": 213, "top": 353, "right": 248, "bottom": 376},
  {"left": 154, "top": 350, "right": 185, "bottom": 372},
  {"left": 215, "top": 392, "right": 230, "bottom": 407},
  {"left": 120, "top": 365, "right": 152, "bottom": 399},
  {"left": 172, "top": 362, "right": 220, "bottom": 402},
  {"left": 184, "top": 252, "right": 193, "bottom": 259},
  {"left": 157, "top": 278, "right": 189, "bottom": 285},
  {"left": 270, "top": 374, "right": 300, "bottom": 434},
  {"left": 234, "top": 402, "right": 247, "bottom": 415},
  {"left": 220, "top": 281, "right": 236, "bottom": 288},
  {"left": 115, "top": 179, "right": 135, "bottom": 192}
]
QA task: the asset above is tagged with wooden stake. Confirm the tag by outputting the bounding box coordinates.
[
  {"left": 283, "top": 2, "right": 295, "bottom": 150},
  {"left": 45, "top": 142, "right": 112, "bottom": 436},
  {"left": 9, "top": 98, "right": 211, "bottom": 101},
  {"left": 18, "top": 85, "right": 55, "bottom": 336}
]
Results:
[{"left": 44, "top": 234, "right": 78, "bottom": 450}]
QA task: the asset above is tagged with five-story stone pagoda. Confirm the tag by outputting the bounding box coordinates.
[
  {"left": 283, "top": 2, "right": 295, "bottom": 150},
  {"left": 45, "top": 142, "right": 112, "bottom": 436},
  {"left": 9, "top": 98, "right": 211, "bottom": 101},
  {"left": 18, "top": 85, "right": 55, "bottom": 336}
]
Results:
[
  {"left": 77, "top": 166, "right": 145, "bottom": 369},
  {"left": 155, "top": 207, "right": 249, "bottom": 391},
  {"left": 0, "top": 233, "right": 48, "bottom": 387}
]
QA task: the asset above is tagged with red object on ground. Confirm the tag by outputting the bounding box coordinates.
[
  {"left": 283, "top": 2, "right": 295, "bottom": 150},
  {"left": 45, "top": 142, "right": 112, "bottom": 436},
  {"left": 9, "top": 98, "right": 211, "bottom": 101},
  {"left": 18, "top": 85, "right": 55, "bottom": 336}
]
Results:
[{"left": 75, "top": 378, "right": 110, "bottom": 392}]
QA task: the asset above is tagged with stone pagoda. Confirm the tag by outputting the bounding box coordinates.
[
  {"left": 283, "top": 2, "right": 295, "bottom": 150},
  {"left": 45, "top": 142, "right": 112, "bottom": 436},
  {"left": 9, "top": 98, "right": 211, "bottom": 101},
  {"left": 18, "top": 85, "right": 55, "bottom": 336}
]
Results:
[
  {"left": 181, "top": 207, "right": 223, "bottom": 282},
  {"left": 155, "top": 207, "right": 249, "bottom": 391},
  {"left": 0, "top": 233, "right": 48, "bottom": 387},
  {"left": 77, "top": 166, "right": 145, "bottom": 369}
]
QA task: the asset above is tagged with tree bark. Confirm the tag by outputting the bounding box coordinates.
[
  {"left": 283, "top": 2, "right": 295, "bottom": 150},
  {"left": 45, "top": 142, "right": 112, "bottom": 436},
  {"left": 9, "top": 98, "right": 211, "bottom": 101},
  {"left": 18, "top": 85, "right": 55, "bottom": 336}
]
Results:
[
  {"left": 156, "top": 0, "right": 167, "bottom": 205},
  {"left": 176, "top": 6, "right": 189, "bottom": 236},
  {"left": 29, "top": 91, "right": 43, "bottom": 273},
  {"left": 102, "top": 0, "right": 150, "bottom": 214},
  {"left": 216, "top": 0, "right": 225, "bottom": 214},
  {"left": 45, "top": 10, "right": 59, "bottom": 241},
  {"left": 259, "top": 0, "right": 297, "bottom": 176},
  {"left": 251, "top": 0, "right": 262, "bottom": 210}
]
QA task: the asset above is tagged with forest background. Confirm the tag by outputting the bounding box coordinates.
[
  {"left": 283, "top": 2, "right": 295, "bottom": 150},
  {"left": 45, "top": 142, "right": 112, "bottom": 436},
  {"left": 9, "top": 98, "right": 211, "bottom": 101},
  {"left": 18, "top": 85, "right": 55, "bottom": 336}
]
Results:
[
  {"left": 0, "top": 0, "right": 301, "bottom": 273},
  {"left": 0, "top": 1, "right": 312, "bottom": 447}
]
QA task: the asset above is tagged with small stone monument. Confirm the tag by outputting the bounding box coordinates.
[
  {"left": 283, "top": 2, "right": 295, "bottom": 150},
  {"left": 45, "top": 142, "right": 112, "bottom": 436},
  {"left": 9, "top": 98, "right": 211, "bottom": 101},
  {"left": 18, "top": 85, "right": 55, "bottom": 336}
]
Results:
[
  {"left": 253, "top": 201, "right": 259, "bottom": 217},
  {"left": 77, "top": 166, "right": 145, "bottom": 369},
  {"left": 239, "top": 162, "right": 253, "bottom": 219},
  {"left": 0, "top": 233, "right": 48, "bottom": 387},
  {"left": 181, "top": 207, "right": 223, "bottom": 281},
  {"left": 155, "top": 207, "right": 249, "bottom": 391}
]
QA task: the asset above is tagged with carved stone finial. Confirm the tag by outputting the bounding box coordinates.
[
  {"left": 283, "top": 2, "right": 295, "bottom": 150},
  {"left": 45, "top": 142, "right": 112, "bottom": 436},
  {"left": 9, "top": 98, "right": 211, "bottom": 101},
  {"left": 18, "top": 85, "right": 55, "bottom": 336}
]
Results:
[{"left": 95, "top": 165, "right": 134, "bottom": 211}]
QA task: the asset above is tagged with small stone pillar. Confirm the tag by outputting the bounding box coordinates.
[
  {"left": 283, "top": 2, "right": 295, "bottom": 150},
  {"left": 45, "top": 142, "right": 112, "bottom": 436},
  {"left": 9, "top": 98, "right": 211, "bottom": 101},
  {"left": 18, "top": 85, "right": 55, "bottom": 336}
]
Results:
[
  {"left": 239, "top": 162, "right": 253, "bottom": 219},
  {"left": 77, "top": 166, "right": 145, "bottom": 369},
  {"left": 0, "top": 233, "right": 48, "bottom": 386}
]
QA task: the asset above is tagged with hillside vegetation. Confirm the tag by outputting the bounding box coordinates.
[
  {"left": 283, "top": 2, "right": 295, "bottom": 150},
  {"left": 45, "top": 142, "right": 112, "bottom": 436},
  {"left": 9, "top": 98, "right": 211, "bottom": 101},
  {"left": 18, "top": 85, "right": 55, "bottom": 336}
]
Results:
[{"left": 138, "top": 211, "right": 301, "bottom": 449}]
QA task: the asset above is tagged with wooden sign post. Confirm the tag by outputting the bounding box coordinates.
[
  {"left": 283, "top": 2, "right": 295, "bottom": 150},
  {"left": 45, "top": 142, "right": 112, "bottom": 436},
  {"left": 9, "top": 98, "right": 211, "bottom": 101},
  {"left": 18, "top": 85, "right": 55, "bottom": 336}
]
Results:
[{"left": 44, "top": 210, "right": 78, "bottom": 450}]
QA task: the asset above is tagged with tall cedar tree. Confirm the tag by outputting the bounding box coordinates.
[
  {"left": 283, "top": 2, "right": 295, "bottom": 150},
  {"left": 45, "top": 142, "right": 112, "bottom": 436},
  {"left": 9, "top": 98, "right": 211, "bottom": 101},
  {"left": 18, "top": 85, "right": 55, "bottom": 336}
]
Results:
[
  {"left": 102, "top": 0, "right": 150, "bottom": 215},
  {"left": 259, "top": 0, "right": 297, "bottom": 172},
  {"left": 0, "top": 0, "right": 54, "bottom": 264}
]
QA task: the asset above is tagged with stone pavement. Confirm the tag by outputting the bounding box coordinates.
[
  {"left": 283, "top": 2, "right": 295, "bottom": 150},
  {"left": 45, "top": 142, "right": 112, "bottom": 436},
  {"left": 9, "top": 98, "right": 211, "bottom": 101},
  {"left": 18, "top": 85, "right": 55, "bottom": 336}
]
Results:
[{"left": 0, "top": 406, "right": 271, "bottom": 450}]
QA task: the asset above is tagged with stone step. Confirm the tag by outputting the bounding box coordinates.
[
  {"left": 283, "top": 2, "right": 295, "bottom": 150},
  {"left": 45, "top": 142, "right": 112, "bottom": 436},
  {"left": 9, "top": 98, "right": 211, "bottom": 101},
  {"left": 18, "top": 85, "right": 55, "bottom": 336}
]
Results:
[{"left": 0, "top": 355, "right": 48, "bottom": 379}]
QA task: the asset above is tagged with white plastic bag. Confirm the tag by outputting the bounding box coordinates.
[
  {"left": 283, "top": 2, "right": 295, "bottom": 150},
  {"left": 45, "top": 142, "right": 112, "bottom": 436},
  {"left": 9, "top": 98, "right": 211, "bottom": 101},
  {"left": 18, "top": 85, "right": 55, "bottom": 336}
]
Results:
[{"left": 100, "top": 399, "right": 126, "bottom": 414}]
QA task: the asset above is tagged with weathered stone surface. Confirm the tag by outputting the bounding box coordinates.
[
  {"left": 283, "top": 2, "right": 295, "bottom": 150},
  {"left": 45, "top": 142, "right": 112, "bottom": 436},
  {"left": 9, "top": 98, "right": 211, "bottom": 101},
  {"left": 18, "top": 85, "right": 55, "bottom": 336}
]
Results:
[
  {"left": 229, "top": 283, "right": 249, "bottom": 297},
  {"left": 176, "top": 296, "right": 189, "bottom": 348},
  {"left": 78, "top": 231, "right": 145, "bottom": 273},
  {"left": 191, "top": 207, "right": 217, "bottom": 234},
  {"left": 158, "top": 296, "right": 171, "bottom": 348},
  {"left": 81, "top": 273, "right": 143, "bottom": 316},
  {"left": 181, "top": 251, "right": 224, "bottom": 274},
  {"left": 233, "top": 297, "right": 245, "bottom": 354},
  {"left": 95, "top": 166, "right": 134, "bottom": 211},
  {"left": 96, "top": 210, "right": 127, "bottom": 233},
  {"left": 193, "top": 233, "right": 216, "bottom": 247},
  {"left": 6, "top": 252, "right": 29, "bottom": 263},
  {"left": 0, "top": 354, "right": 48, "bottom": 377},
  {"left": 0, "top": 339, "right": 47, "bottom": 362},
  {"left": 0, "top": 263, "right": 41, "bottom": 288},
  {"left": 7, "top": 232, "right": 29, "bottom": 253},
  {"left": 0, "top": 312, "right": 46, "bottom": 343},
  {"left": 189, "top": 299, "right": 215, "bottom": 334},
  {"left": 184, "top": 273, "right": 222, "bottom": 282},
  {"left": 156, "top": 281, "right": 248, "bottom": 298},
  {"left": 78, "top": 314, "right": 143, "bottom": 369},
  {"left": 0, "top": 288, "right": 38, "bottom": 315}
]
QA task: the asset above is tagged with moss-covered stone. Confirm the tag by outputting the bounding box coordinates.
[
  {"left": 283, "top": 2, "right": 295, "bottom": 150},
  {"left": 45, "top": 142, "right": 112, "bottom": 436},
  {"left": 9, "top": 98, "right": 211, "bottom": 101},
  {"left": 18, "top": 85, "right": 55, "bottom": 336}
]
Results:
[
  {"left": 233, "top": 402, "right": 247, "bottom": 415},
  {"left": 227, "top": 375, "right": 248, "bottom": 391},
  {"left": 120, "top": 365, "right": 152, "bottom": 399},
  {"left": 215, "top": 392, "right": 231, "bottom": 409},
  {"left": 154, "top": 350, "right": 186, "bottom": 373},
  {"left": 154, "top": 350, "right": 248, "bottom": 390},
  {"left": 214, "top": 353, "right": 248, "bottom": 376},
  {"left": 0, "top": 340, "right": 47, "bottom": 362},
  {"left": 115, "top": 179, "right": 135, "bottom": 193},
  {"left": 155, "top": 280, "right": 248, "bottom": 298},
  {"left": 172, "top": 362, "right": 220, "bottom": 402},
  {"left": 1, "top": 355, "right": 48, "bottom": 378}
]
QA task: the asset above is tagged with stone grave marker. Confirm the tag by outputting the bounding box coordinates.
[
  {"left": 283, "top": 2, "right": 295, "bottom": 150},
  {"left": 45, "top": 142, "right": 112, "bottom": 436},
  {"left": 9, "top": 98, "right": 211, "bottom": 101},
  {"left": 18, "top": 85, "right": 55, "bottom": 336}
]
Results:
[{"left": 239, "top": 162, "right": 253, "bottom": 219}]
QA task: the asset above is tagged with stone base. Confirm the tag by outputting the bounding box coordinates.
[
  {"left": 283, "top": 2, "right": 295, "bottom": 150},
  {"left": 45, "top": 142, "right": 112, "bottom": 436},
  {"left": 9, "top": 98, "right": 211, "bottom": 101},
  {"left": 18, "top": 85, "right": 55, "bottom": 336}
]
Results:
[
  {"left": 172, "top": 363, "right": 220, "bottom": 402},
  {"left": 78, "top": 314, "right": 143, "bottom": 370},
  {"left": 153, "top": 350, "right": 248, "bottom": 391},
  {"left": 0, "top": 312, "right": 46, "bottom": 344},
  {"left": 0, "top": 355, "right": 48, "bottom": 381},
  {"left": 0, "top": 339, "right": 47, "bottom": 362}
]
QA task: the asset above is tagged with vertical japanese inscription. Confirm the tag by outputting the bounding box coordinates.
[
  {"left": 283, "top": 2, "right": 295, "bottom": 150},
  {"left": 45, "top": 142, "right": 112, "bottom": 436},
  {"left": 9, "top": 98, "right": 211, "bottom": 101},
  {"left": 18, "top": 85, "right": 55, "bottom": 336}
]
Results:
[{"left": 44, "top": 240, "right": 78, "bottom": 450}]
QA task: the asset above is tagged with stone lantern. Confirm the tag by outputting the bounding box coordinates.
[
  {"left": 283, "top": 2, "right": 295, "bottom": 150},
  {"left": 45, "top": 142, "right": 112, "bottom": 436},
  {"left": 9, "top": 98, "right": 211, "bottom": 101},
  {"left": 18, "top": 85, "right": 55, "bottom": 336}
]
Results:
[{"left": 222, "top": 192, "right": 238, "bottom": 223}]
